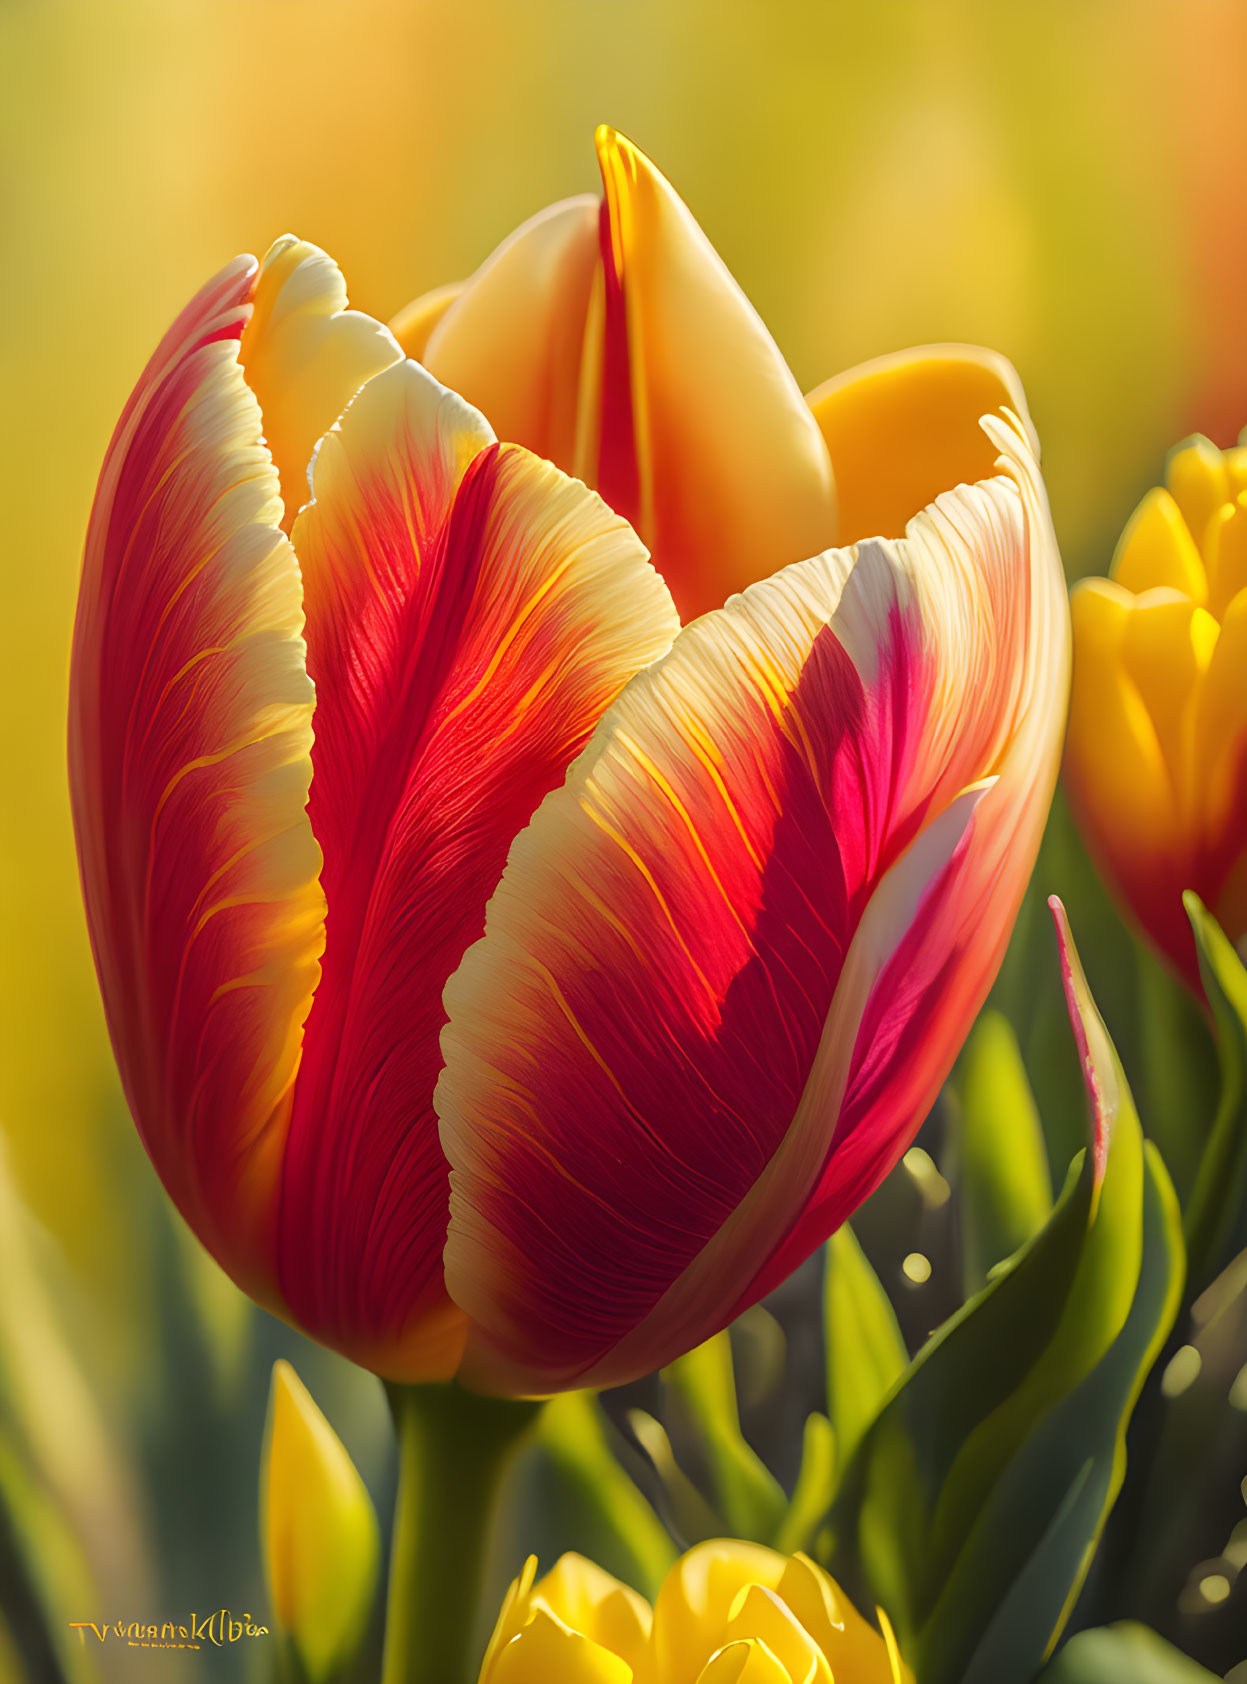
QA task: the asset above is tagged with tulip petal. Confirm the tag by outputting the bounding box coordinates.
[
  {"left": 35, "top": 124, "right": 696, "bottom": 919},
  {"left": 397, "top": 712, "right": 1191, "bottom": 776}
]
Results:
[
  {"left": 724, "top": 1585, "right": 831, "bottom": 1683},
  {"left": 1197, "top": 590, "right": 1247, "bottom": 824},
  {"left": 650, "top": 1542, "right": 788, "bottom": 1683},
  {"left": 278, "top": 359, "right": 679, "bottom": 1378},
  {"left": 418, "top": 196, "right": 601, "bottom": 471},
  {"left": 806, "top": 345, "right": 1032, "bottom": 545},
  {"left": 773, "top": 1556, "right": 897, "bottom": 1680},
  {"left": 594, "top": 127, "right": 837, "bottom": 622},
  {"left": 488, "top": 1609, "right": 633, "bottom": 1684},
  {"left": 755, "top": 416, "right": 1067, "bottom": 1293},
  {"left": 1110, "top": 486, "right": 1207, "bottom": 600},
  {"left": 240, "top": 236, "right": 402, "bottom": 526},
  {"left": 440, "top": 414, "right": 1065, "bottom": 1392},
  {"left": 1204, "top": 496, "right": 1247, "bottom": 618},
  {"left": 1165, "top": 433, "right": 1231, "bottom": 551},
  {"left": 68, "top": 256, "right": 323, "bottom": 1307},
  {"left": 1066, "top": 581, "right": 1176, "bottom": 838},
  {"left": 694, "top": 1640, "right": 793, "bottom": 1684},
  {"left": 533, "top": 1555, "right": 652, "bottom": 1670},
  {"left": 389, "top": 281, "right": 464, "bottom": 361},
  {"left": 1064, "top": 578, "right": 1198, "bottom": 984},
  {"left": 1195, "top": 589, "right": 1247, "bottom": 943},
  {"left": 1118, "top": 589, "right": 1218, "bottom": 819},
  {"left": 481, "top": 1558, "right": 540, "bottom": 1678}
]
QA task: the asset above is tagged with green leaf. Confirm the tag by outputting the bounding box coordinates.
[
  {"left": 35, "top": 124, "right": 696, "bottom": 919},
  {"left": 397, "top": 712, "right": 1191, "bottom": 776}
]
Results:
[
  {"left": 823, "top": 1223, "right": 907, "bottom": 1482},
  {"left": 1182, "top": 893, "right": 1247, "bottom": 1296},
  {"left": 992, "top": 789, "right": 1132, "bottom": 1178},
  {"left": 1101, "top": 1246, "right": 1247, "bottom": 1614},
  {"left": 773, "top": 1413, "right": 836, "bottom": 1555},
  {"left": 939, "top": 1137, "right": 1181, "bottom": 1684},
  {"left": 536, "top": 1393, "right": 676, "bottom": 1597},
  {"left": 1038, "top": 1622, "right": 1219, "bottom": 1682},
  {"left": 663, "top": 1331, "right": 786, "bottom": 1543},
  {"left": 957, "top": 1010, "right": 1054, "bottom": 1293},
  {"left": 823, "top": 900, "right": 1185, "bottom": 1684},
  {"left": 0, "top": 1152, "right": 145, "bottom": 1684},
  {"left": 626, "top": 1407, "right": 722, "bottom": 1547},
  {"left": 730, "top": 1305, "right": 787, "bottom": 1413},
  {"left": 0, "top": 1434, "right": 97, "bottom": 1684},
  {"left": 1135, "top": 942, "right": 1218, "bottom": 1208}
]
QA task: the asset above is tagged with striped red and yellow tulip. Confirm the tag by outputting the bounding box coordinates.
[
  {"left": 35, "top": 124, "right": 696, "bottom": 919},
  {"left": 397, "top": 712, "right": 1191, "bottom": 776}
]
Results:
[
  {"left": 69, "top": 130, "right": 1068, "bottom": 1392},
  {"left": 479, "top": 1541, "right": 907, "bottom": 1684},
  {"left": 1065, "top": 434, "right": 1247, "bottom": 991}
]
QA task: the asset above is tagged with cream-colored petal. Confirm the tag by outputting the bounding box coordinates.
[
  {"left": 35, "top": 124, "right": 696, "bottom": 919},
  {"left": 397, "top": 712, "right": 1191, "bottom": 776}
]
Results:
[{"left": 240, "top": 236, "right": 402, "bottom": 526}]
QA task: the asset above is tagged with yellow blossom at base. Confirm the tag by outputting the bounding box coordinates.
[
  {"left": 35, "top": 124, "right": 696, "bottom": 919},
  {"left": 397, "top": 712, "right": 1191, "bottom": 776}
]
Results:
[
  {"left": 479, "top": 1541, "right": 907, "bottom": 1684},
  {"left": 261, "top": 1361, "right": 380, "bottom": 1683},
  {"left": 1065, "top": 431, "right": 1247, "bottom": 991}
]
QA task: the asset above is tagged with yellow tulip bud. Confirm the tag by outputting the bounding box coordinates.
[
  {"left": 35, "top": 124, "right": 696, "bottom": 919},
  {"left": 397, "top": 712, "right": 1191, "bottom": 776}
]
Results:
[
  {"left": 261, "top": 1360, "right": 380, "bottom": 1682},
  {"left": 479, "top": 1541, "right": 906, "bottom": 1684},
  {"left": 1066, "top": 431, "right": 1247, "bottom": 990}
]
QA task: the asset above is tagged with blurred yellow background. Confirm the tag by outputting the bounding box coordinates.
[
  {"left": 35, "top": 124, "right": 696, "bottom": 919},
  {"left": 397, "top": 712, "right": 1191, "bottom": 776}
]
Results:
[{"left": 2, "top": 0, "right": 1245, "bottom": 1334}]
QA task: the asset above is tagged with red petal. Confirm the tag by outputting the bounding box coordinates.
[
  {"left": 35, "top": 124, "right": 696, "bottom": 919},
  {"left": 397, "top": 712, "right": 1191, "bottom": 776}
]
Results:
[
  {"left": 277, "top": 361, "right": 678, "bottom": 1378},
  {"left": 69, "top": 257, "right": 323, "bottom": 1307},
  {"left": 440, "top": 416, "right": 1067, "bottom": 1391}
]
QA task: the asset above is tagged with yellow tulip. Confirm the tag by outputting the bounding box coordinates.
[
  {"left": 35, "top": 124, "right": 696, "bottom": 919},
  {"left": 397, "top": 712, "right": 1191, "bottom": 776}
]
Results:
[
  {"left": 479, "top": 1541, "right": 906, "bottom": 1684},
  {"left": 261, "top": 1360, "right": 380, "bottom": 1682},
  {"left": 1065, "top": 433, "right": 1247, "bottom": 989}
]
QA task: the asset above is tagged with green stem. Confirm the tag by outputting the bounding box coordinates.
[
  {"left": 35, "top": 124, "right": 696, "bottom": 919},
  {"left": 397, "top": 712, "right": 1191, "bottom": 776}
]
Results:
[{"left": 381, "top": 1382, "right": 540, "bottom": 1684}]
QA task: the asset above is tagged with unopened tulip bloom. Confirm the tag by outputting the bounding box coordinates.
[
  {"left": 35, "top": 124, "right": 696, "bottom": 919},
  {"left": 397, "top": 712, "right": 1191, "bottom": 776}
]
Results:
[
  {"left": 439, "top": 408, "right": 1069, "bottom": 1393},
  {"left": 395, "top": 126, "right": 1036, "bottom": 626},
  {"left": 479, "top": 1542, "right": 906, "bottom": 1684},
  {"left": 262, "top": 1361, "right": 379, "bottom": 1682},
  {"left": 69, "top": 237, "right": 678, "bottom": 1381},
  {"left": 1065, "top": 433, "right": 1247, "bottom": 989}
]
